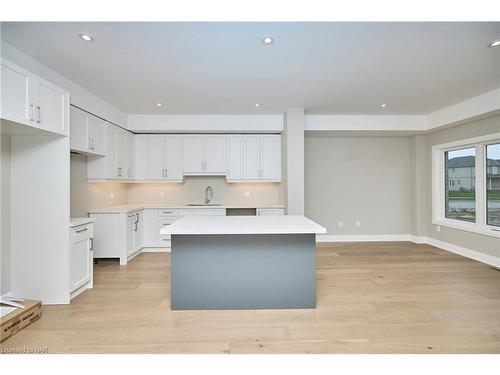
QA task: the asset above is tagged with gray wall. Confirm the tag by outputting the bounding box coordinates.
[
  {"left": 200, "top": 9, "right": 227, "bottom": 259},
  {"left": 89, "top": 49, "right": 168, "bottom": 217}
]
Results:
[
  {"left": 421, "top": 115, "right": 500, "bottom": 258},
  {"left": 1, "top": 132, "right": 11, "bottom": 294},
  {"left": 305, "top": 135, "right": 411, "bottom": 235}
]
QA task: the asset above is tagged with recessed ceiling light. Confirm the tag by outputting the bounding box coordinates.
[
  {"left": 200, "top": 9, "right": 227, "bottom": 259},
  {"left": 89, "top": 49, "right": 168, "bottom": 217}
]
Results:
[
  {"left": 262, "top": 36, "right": 274, "bottom": 45},
  {"left": 255, "top": 103, "right": 261, "bottom": 108},
  {"left": 380, "top": 103, "right": 388, "bottom": 108},
  {"left": 156, "top": 103, "right": 162, "bottom": 107},
  {"left": 488, "top": 39, "right": 500, "bottom": 48},
  {"left": 78, "top": 33, "right": 94, "bottom": 42}
]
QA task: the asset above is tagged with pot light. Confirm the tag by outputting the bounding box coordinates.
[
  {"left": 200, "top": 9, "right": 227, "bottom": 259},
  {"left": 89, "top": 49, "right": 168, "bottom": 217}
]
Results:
[
  {"left": 156, "top": 103, "right": 163, "bottom": 107},
  {"left": 488, "top": 39, "right": 500, "bottom": 48},
  {"left": 380, "top": 103, "right": 388, "bottom": 108},
  {"left": 262, "top": 36, "right": 274, "bottom": 45},
  {"left": 78, "top": 33, "right": 94, "bottom": 42},
  {"left": 255, "top": 103, "right": 261, "bottom": 108}
]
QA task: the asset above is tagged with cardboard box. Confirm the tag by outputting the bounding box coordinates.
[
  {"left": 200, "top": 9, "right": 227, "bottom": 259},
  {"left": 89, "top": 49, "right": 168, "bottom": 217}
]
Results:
[{"left": 1, "top": 299, "right": 42, "bottom": 343}]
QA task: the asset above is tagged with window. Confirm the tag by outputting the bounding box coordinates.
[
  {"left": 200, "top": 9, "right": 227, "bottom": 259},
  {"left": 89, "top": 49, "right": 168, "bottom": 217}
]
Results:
[
  {"left": 445, "top": 148, "right": 475, "bottom": 223},
  {"left": 432, "top": 133, "right": 500, "bottom": 237},
  {"left": 486, "top": 143, "right": 500, "bottom": 227}
]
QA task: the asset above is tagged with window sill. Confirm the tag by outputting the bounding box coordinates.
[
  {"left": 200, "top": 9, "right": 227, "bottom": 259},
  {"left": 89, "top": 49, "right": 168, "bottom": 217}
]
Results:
[{"left": 432, "top": 218, "right": 500, "bottom": 238}]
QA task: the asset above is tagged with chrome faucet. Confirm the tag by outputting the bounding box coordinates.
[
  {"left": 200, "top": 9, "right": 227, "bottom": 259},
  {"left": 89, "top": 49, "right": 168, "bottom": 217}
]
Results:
[{"left": 205, "top": 185, "right": 213, "bottom": 205}]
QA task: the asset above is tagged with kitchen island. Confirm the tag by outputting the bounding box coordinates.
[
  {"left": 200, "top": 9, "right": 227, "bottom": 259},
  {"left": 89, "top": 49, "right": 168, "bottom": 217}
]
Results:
[{"left": 160, "top": 215, "right": 326, "bottom": 310}]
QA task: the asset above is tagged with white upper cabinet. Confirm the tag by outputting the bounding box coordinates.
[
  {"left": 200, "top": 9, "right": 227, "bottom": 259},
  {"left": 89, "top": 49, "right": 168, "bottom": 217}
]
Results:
[
  {"left": 226, "top": 134, "right": 281, "bottom": 182},
  {"left": 225, "top": 135, "right": 244, "bottom": 180},
  {"left": 147, "top": 135, "right": 183, "bottom": 181},
  {"left": 244, "top": 135, "right": 261, "bottom": 179},
  {"left": 165, "top": 135, "right": 183, "bottom": 180},
  {"left": 134, "top": 135, "right": 148, "bottom": 180},
  {"left": 182, "top": 135, "right": 204, "bottom": 174},
  {"left": 182, "top": 135, "right": 225, "bottom": 175},
  {"left": 0, "top": 59, "right": 31, "bottom": 125},
  {"left": 87, "top": 113, "right": 107, "bottom": 155},
  {"left": 0, "top": 58, "right": 69, "bottom": 136},
  {"left": 70, "top": 106, "right": 106, "bottom": 155},
  {"left": 260, "top": 135, "right": 281, "bottom": 180},
  {"left": 116, "top": 127, "right": 133, "bottom": 179}
]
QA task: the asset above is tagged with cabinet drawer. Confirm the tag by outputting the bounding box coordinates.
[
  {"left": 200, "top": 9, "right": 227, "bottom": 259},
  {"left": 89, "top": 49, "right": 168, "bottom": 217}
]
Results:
[
  {"left": 158, "top": 209, "right": 177, "bottom": 217},
  {"left": 71, "top": 224, "right": 92, "bottom": 242},
  {"left": 158, "top": 235, "right": 171, "bottom": 247}
]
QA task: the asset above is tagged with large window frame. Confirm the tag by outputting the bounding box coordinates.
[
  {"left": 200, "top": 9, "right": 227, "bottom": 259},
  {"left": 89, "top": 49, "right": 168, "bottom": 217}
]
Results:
[{"left": 432, "top": 133, "right": 500, "bottom": 238}]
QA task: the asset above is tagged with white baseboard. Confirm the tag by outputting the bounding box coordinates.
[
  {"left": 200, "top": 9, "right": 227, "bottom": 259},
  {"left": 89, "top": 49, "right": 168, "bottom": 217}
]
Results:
[
  {"left": 317, "top": 234, "right": 412, "bottom": 242},
  {"left": 317, "top": 234, "right": 500, "bottom": 268},
  {"left": 413, "top": 236, "right": 500, "bottom": 268},
  {"left": 141, "top": 248, "right": 170, "bottom": 253}
]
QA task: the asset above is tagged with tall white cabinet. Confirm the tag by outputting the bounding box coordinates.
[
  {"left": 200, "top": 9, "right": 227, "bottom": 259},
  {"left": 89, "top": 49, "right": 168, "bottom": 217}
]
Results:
[{"left": 1, "top": 58, "right": 69, "bottom": 136}]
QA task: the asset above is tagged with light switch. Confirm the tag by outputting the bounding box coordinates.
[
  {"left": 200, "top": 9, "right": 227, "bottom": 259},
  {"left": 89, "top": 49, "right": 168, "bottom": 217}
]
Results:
[
  {"left": 355, "top": 221, "right": 361, "bottom": 228},
  {"left": 338, "top": 221, "right": 344, "bottom": 228},
  {"left": 244, "top": 191, "right": 251, "bottom": 197},
  {"left": 110, "top": 193, "right": 115, "bottom": 199},
  {"left": 436, "top": 225, "right": 441, "bottom": 232},
  {"left": 160, "top": 191, "right": 165, "bottom": 198}
]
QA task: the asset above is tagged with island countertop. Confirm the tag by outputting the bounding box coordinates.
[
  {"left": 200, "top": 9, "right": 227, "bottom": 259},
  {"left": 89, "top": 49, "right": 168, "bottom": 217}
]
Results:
[{"left": 160, "top": 215, "right": 326, "bottom": 235}]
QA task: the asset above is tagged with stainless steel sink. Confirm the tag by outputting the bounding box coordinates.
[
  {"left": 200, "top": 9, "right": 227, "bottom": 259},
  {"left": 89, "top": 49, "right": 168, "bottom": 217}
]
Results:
[{"left": 186, "top": 203, "right": 223, "bottom": 206}]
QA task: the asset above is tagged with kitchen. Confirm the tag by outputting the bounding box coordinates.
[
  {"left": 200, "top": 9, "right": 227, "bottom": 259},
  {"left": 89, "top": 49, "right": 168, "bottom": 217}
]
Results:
[{"left": 1, "top": 18, "right": 499, "bottom": 362}]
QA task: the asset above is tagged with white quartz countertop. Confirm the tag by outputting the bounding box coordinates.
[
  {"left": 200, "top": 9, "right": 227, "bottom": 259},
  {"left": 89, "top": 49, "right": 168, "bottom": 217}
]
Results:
[
  {"left": 88, "top": 204, "right": 285, "bottom": 214},
  {"left": 70, "top": 217, "right": 94, "bottom": 227},
  {"left": 160, "top": 215, "right": 326, "bottom": 235}
]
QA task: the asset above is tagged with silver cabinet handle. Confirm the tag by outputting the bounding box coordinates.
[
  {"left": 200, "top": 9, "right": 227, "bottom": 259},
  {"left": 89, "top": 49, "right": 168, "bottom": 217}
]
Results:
[
  {"left": 165, "top": 168, "right": 168, "bottom": 178},
  {"left": 29, "top": 103, "right": 34, "bottom": 121},
  {"left": 90, "top": 238, "right": 93, "bottom": 251},
  {"left": 75, "top": 227, "right": 88, "bottom": 233},
  {"left": 36, "top": 105, "right": 41, "bottom": 123}
]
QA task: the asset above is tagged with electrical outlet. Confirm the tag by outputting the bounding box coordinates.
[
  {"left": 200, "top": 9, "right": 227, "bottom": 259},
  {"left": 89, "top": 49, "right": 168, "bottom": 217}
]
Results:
[
  {"left": 110, "top": 193, "right": 115, "bottom": 200},
  {"left": 436, "top": 225, "right": 441, "bottom": 232},
  {"left": 338, "top": 221, "right": 344, "bottom": 228},
  {"left": 160, "top": 191, "right": 165, "bottom": 198},
  {"left": 244, "top": 191, "right": 251, "bottom": 197},
  {"left": 355, "top": 221, "right": 361, "bottom": 228}
]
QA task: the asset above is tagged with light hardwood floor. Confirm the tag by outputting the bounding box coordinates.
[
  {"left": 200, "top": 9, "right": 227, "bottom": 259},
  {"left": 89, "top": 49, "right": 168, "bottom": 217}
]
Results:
[{"left": 1, "top": 242, "right": 499, "bottom": 354}]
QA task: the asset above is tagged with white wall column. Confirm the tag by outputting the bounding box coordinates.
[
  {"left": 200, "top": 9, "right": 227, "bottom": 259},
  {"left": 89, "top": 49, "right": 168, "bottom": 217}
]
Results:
[{"left": 283, "top": 108, "right": 305, "bottom": 215}]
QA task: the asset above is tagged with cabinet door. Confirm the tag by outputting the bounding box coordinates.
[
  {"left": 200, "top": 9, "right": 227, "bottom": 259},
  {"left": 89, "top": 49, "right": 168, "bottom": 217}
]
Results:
[
  {"left": 134, "top": 135, "right": 148, "bottom": 180},
  {"left": 260, "top": 135, "right": 281, "bottom": 180},
  {"left": 0, "top": 59, "right": 32, "bottom": 126},
  {"left": 148, "top": 135, "right": 165, "bottom": 180},
  {"left": 244, "top": 135, "right": 260, "bottom": 179},
  {"left": 87, "top": 114, "right": 107, "bottom": 155},
  {"left": 70, "top": 106, "right": 88, "bottom": 152},
  {"left": 127, "top": 221, "right": 135, "bottom": 256},
  {"left": 107, "top": 124, "right": 119, "bottom": 178},
  {"left": 70, "top": 236, "right": 91, "bottom": 292},
  {"left": 165, "top": 135, "right": 183, "bottom": 180},
  {"left": 135, "top": 211, "right": 143, "bottom": 251},
  {"left": 204, "top": 135, "right": 225, "bottom": 173},
  {"left": 33, "top": 76, "right": 69, "bottom": 136},
  {"left": 182, "top": 135, "right": 204, "bottom": 174},
  {"left": 226, "top": 135, "right": 244, "bottom": 180},
  {"left": 127, "top": 133, "right": 135, "bottom": 179},
  {"left": 117, "top": 128, "right": 129, "bottom": 179},
  {"left": 142, "top": 210, "right": 159, "bottom": 247}
]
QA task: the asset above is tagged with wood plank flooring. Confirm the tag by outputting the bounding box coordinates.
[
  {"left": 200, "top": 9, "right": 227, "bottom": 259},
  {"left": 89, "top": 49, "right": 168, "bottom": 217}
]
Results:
[{"left": 1, "top": 242, "right": 499, "bottom": 354}]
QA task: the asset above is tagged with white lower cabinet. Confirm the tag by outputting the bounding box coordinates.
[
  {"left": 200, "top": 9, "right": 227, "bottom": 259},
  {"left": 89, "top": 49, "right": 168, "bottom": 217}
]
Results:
[
  {"left": 90, "top": 210, "right": 143, "bottom": 265},
  {"left": 69, "top": 222, "right": 94, "bottom": 299}
]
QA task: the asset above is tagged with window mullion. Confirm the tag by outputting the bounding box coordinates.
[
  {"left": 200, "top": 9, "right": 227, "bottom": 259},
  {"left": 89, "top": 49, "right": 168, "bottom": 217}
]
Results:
[{"left": 475, "top": 144, "right": 486, "bottom": 228}]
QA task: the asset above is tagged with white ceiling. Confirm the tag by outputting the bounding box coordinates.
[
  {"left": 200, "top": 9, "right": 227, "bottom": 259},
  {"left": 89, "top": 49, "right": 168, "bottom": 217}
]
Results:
[{"left": 1, "top": 22, "right": 499, "bottom": 115}]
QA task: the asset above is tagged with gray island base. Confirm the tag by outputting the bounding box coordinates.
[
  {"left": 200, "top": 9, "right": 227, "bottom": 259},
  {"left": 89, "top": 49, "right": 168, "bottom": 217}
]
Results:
[
  {"left": 161, "top": 215, "right": 326, "bottom": 310},
  {"left": 171, "top": 233, "right": 316, "bottom": 310}
]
